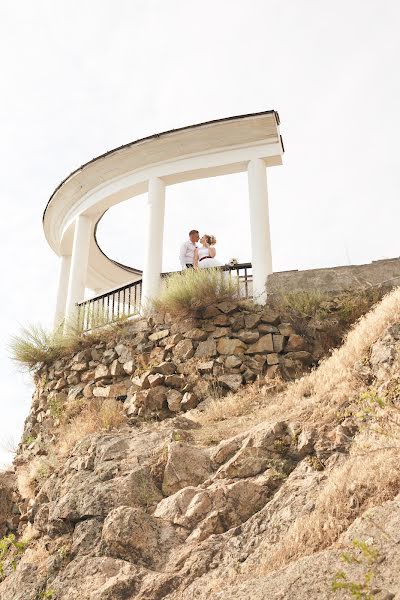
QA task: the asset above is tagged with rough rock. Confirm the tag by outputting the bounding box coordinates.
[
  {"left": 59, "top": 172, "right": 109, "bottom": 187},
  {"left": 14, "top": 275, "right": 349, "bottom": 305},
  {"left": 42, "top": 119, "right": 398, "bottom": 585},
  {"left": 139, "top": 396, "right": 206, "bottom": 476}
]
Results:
[
  {"left": 181, "top": 392, "right": 199, "bottom": 411},
  {"left": 100, "top": 506, "right": 176, "bottom": 565},
  {"left": 285, "top": 334, "right": 308, "bottom": 352},
  {"left": 184, "top": 328, "right": 208, "bottom": 341},
  {"left": 173, "top": 340, "right": 195, "bottom": 361},
  {"left": 218, "top": 374, "right": 243, "bottom": 392},
  {"left": 195, "top": 338, "right": 217, "bottom": 358},
  {"left": 246, "top": 334, "right": 274, "bottom": 354},
  {"left": 167, "top": 389, "right": 183, "bottom": 412},
  {"left": 217, "top": 338, "right": 247, "bottom": 355},
  {"left": 162, "top": 443, "right": 212, "bottom": 495}
]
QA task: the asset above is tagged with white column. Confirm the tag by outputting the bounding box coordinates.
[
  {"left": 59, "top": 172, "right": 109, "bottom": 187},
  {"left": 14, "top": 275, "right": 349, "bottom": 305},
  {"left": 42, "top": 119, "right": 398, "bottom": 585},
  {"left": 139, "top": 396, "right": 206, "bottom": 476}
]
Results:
[
  {"left": 65, "top": 215, "right": 92, "bottom": 321},
  {"left": 53, "top": 255, "right": 71, "bottom": 329},
  {"left": 141, "top": 177, "right": 166, "bottom": 305},
  {"left": 247, "top": 158, "right": 272, "bottom": 305}
]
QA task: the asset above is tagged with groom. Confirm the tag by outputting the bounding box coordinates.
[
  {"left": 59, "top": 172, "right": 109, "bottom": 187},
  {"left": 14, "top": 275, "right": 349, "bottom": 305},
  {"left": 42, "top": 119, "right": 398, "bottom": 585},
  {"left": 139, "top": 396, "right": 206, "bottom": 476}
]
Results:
[{"left": 179, "top": 229, "right": 200, "bottom": 269}]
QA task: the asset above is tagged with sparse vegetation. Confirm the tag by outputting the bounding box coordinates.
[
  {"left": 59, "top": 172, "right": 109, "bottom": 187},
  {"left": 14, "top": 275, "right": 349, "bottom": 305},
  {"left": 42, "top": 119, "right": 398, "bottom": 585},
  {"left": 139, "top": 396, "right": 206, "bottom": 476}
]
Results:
[
  {"left": 37, "top": 589, "right": 56, "bottom": 600},
  {"left": 48, "top": 395, "right": 64, "bottom": 420},
  {"left": 0, "top": 534, "right": 28, "bottom": 580},
  {"left": 9, "top": 323, "right": 70, "bottom": 369},
  {"left": 58, "top": 398, "right": 126, "bottom": 454},
  {"left": 153, "top": 267, "right": 240, "bottom": 316},
  {"left": 332, "top": 539, "right": 380, "bottom": 599}
]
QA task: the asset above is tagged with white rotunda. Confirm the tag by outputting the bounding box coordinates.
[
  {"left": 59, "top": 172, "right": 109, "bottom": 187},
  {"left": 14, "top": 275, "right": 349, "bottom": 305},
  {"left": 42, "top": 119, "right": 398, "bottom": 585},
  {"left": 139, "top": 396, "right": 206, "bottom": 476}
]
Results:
[{"left": 43, "top": 110, "right": 284, "bottom": 329}]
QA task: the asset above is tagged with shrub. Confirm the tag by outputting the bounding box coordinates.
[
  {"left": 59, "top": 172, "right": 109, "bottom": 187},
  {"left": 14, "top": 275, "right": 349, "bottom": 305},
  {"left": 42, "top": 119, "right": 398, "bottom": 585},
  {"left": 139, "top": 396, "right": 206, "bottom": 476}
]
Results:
[
  {"left": 332, "top": 539, "right": 380, "bottom": 599},
  {"left": 9, "top": 323, "right": 68, "bottom": 369},
  {"left": 153, "top": 268, "right": 240, "bottom": 316},
  {"left": 274, "top": 289, "right": 330, "bottom": 319}
]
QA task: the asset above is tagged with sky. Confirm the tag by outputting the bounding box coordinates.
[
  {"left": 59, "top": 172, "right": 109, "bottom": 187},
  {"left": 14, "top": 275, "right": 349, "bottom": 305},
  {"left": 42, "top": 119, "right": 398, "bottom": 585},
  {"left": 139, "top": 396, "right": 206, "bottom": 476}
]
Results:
[{"left": 1, "top": 0, "right": 400, "bottom": 466}]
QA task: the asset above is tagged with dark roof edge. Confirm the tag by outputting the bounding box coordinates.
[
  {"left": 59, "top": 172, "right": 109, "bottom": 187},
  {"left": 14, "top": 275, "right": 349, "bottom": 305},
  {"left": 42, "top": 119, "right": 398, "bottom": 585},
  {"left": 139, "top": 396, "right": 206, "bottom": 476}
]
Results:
[{"left": 43, "top": 109, "right": 279, "bottom": 223}]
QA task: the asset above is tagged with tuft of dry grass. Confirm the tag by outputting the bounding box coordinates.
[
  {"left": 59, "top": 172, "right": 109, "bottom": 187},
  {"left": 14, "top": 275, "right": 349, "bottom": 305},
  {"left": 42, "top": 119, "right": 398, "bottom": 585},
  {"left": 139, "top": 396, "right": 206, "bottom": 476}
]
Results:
[
  {"left": 58, "top": 398, "right": 126, "bottom": 455},
  {"left": 153, "top": 268, "right": 240, "bottom": 317},
  {"left": 17, "top": 454, "right": 59, "bottom": 499},
  {"left": 9, "top": 324, "right": 71, "bottom": 370},
  {"left": 192, "top": 381, "right": 285, "bottom": 446}
]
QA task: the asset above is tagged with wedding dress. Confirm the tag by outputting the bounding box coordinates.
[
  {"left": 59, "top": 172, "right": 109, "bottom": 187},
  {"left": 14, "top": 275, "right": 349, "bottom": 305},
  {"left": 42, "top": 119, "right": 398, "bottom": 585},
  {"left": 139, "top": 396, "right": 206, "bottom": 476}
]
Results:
[{"left": 197, "top": 246, "right": 223, "bottom": 269}]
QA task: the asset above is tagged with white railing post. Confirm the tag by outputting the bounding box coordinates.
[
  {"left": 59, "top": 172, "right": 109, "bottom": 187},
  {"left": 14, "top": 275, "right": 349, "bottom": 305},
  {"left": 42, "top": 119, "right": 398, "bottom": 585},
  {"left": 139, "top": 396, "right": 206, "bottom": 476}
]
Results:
[
  {"left": 141, "top": 177, "right": 166, "bottom": 306},
  {"left": 247, "top": 158, "right": 272, "bottom": 304}
]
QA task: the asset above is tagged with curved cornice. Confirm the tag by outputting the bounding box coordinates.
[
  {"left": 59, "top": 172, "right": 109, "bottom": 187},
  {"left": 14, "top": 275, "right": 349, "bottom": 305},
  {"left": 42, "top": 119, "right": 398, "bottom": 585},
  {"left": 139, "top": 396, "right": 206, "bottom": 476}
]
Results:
[{"left": 43, "top": 110, "right": 283, "bottom": 290}]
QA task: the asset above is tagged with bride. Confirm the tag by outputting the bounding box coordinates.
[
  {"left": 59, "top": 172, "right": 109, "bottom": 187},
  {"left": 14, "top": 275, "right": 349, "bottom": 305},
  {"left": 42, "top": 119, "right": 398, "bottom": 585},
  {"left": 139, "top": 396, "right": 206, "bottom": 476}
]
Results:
[{"left": 194, "top": 234, "right": 222, "bottom": 269}]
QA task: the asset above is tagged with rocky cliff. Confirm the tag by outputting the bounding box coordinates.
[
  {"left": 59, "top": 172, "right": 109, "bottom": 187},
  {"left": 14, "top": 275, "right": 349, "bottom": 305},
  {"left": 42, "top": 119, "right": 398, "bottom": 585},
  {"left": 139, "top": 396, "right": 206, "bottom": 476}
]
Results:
[{"left": 1, "top": 294, "right": 400, "bottom": 599}]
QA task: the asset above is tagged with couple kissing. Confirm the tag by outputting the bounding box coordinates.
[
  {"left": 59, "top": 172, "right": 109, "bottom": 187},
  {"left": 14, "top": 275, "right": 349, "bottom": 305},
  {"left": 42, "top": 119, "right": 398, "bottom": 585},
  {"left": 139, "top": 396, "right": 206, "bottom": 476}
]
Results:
[{"left": 179, "top": 229, "right": 222, "bottom": 270}]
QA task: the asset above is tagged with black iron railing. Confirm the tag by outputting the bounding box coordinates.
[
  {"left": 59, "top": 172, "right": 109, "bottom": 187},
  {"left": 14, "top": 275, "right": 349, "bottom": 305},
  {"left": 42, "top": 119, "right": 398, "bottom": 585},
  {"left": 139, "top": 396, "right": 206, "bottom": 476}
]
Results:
[
  {"left": 77, "top": 279, "right": 142, "bottom": 332},
  {"left": 77, "top": 262, "right": 253, "bottom": 331}
]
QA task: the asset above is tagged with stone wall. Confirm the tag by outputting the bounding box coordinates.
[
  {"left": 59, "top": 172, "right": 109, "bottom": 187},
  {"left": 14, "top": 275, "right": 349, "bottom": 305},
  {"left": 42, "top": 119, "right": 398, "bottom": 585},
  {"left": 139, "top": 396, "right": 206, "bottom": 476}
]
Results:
[
  {"left": 23, "top": 301, "right": 312, "bottom": 452},
  {"left": 268, "top": 256, "right": 400, "bottom": 295}
]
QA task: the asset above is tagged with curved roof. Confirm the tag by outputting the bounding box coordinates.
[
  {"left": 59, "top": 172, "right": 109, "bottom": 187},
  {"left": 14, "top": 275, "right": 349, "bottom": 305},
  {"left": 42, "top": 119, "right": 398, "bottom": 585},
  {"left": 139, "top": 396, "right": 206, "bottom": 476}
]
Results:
[{"left": 43, "top": 110, "right": 283, "bottom": 291}]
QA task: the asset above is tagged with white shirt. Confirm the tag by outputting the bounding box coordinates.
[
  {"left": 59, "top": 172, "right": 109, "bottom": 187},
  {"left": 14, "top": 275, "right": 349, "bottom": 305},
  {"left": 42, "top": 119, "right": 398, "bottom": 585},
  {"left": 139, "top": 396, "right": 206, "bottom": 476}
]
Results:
[{"left": 179, "top": 240, "right": 198, "bottom": 268}]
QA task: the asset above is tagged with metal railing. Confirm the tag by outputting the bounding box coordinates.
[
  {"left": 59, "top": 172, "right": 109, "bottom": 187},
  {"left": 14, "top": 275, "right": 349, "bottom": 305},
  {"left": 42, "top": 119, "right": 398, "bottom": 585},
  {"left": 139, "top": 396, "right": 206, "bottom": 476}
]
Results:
[
  {"left": 77, "top": 279, "right": 142, "bottom": 332},
  {"left": 77, "top": 262, "right": 253, "bottom": 331}
]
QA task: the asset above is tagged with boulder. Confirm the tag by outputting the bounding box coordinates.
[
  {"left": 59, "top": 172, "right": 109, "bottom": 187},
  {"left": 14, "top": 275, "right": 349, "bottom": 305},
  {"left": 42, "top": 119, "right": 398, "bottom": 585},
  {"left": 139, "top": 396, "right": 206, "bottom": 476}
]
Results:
[
  {"left": 71, "top": 361, "right": 88, "bottom": 372},
  {"left": 260, "top": 308, "right": 280, "bottom": 325},
  {"left": 110, "top": 360, "right": 125, "bottom": 377},
  {"left": 258, "top": 323, "right": 279, "bottom": 334},
  {"left": 278, "top": 323, "right": 295, "bottom": 336},
  {"left": 94, "top": 364, "right": 110, "bottom": 380},
  {"left": 285, "top": 334, "right": 308, "bottom": 352},
  {"left": 284, "top": 351, "right": 313, "bottom": 363},
  {"left": 173, "top": 340, "right": 194, "bottom": 361},
  {"left": 100, "top": 506, "right": 176, "bottom": 566},
  {"left": 218, "top": 374, "right": 243, "bottom": 392},
  {"left": 195, "top": 338, "right": 217, "bottom": 358},
  {"left": 184, "top": 328, "right": 208, "bottom": 341},
  {"left": 122, "top": 360, "right": 134, "bottom": 375},
  {"left": 198, "top": 361, "right": 214, "bottom": 374},
  {"left": 213, "top": 314, "right": 231, "bottom": 326},
  {"left": 151, "top": 361, "right": 177, "bottom": 376},
  {"left": 225, "top": 355, "right": 242, "bottom": 369},
  {"left": 167, "top": 389, "right": 183, "bottom": 412},
  {"left": 148, "top": 373, "right": 165, "bottom": 388},
  {"left": 181, "top": 392, "right": 200, "bottom": 411},
  {"left": 266, "top": 353, "right": 280, "bottom": 366},
  {"left": 149, "top": 329, "right": 170, "bottom": 342},
  {"left": 216, "top": 301, "right": 238, "bottom": 314},
  {"left": 202, "top": 305, "right": 220, "bottom": 318},
  {"left": 244, "top": 313, "right": 262, "bottom": 329},
  {"left": 164, "top": 374, "right": 185, "bottom": 389},
  {"left": 162, "top": 443, "right": 212, "bottom": 495},
  {"left": 217, "top": 338, "right": 247, "bottom": 355},
  {"left": 246, "top": 334, "right": 274, "bottom": 354},
  {"left": 211, "top": 327, "right": 231, "bottom": 339},
  {"left": 236, "top": 330, "right": 260, "bottom": 344},
  {"left": 272, "top": 334, "right": 285, "bottom": 353}
]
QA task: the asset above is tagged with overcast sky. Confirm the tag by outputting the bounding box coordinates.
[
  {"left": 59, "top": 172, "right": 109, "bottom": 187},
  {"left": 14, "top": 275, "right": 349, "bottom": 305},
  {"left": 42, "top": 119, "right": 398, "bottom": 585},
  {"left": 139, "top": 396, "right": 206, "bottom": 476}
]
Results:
[{"left": 1, "top": 0, "right": 399, "bottom": 466}]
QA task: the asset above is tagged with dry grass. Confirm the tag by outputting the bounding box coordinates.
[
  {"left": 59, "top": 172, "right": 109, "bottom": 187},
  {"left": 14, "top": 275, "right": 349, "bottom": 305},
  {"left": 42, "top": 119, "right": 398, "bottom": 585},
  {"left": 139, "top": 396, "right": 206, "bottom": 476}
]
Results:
[
  {"left": 17, "top": 454, "right": 59, "bottom": 499},
  {"left": 252, "top": 286, "right": 400, "bottom": 430},
  {"left": 183, "top": 286, "right": 400, "bottom": 586},
  {"left": 192, "top": 380, "right": 286, "bottom": 446},
  {"left": 153, "top": 268, "right": 240, "bottom": 317},
  {"left": 58, "top": 398, "right": 126, "bottom": 455},
  {"left": 8, "top": 310, "right": 138, "bottom": 371}
]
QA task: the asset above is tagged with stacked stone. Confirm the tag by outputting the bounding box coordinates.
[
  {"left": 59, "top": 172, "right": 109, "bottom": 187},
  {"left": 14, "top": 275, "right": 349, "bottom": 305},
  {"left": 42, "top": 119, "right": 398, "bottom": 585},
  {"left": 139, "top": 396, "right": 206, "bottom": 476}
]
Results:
[{"left": 22, "top": 302, "right": 312, "bottom": 449}]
